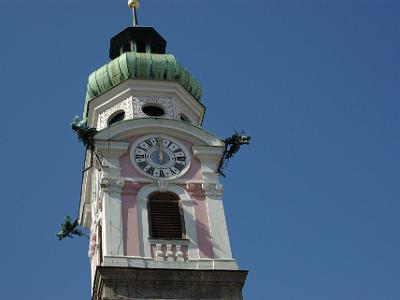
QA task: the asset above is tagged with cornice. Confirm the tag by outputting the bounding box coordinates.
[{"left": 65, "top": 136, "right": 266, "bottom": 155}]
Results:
[
  {"left": 94, "top": 118, "right": 224, "bottom": 147},
  {"left": 192, "top": 145, "right": 225, "bottom": 161},
  {"left": 84, "top": 52, "right": 202, "bottom": 118},
  {"left": 96, "top": 140, "right": 129, "bottom": 157},
  {"left": 87, "top": 80, "right": 206, "bottom": 128},
  {"left": 100, "top": 177, "right": 125, "bottom": 193}
]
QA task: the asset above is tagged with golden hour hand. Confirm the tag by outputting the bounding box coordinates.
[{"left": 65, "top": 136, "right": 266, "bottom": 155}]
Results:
[{"left": 157, "top": 136, "right": 164, "bottom": 163}]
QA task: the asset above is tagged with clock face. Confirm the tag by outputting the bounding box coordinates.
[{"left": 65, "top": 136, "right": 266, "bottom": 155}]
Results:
[{"left": 130, "top": 135, "right": 191, "bottom": 179}]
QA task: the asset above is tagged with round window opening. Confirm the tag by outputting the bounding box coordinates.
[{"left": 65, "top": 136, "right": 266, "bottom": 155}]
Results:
[
  {"left": 142, "top": 104, "right": 165, "bottom": 117},
  {"left": 179, "top": 114, "right": 191, "bottom": 123},
  {"left": 108, "top": 111, "right": 125, "bottom": 126}
]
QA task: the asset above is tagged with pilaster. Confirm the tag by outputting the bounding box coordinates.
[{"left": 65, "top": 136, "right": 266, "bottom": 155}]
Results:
[
  {"left": 96, "top": 140, "right": 129, "bottom": 258},
  {"left": 193, "top": 145, "right": 236, "bottom": 263},
  {"left": 192, "top": 145, "right": 224, "bottom": 182},
  {"left": 202, "top": 182, "right": 235, "bottom": 262},
  {"left": 101, "top": 177, "right": 125, "bottom": 256}
]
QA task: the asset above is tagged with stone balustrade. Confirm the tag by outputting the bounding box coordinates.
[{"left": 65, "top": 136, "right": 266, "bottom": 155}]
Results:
[{"left": 152, "top": 241, "right": 189, "bottom": 262}]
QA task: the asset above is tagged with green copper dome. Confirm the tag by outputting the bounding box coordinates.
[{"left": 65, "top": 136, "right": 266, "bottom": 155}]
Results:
[{"left": 84, "top": 52, "right": 202, "bottom": 117}]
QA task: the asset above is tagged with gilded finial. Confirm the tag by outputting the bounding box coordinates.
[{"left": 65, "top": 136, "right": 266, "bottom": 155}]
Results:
[
  {"left": 128, "top": 0, "right": 140, "bottom": 26},
  {"left": 128, "top": 0, "right": 140, "bottom": 9}
]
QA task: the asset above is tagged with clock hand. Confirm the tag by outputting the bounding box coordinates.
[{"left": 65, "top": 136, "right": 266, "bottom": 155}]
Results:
[{"left": 157, "top": 136, "right": 163, "bottom": 163}]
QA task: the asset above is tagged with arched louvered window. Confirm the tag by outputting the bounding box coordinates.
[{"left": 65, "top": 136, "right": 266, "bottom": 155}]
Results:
[
  {"left": 148, "top": 192, "right": 186, "bottom": 239},
  {"left": 108, "top": 110, "right": 125, "bottom": 126}
]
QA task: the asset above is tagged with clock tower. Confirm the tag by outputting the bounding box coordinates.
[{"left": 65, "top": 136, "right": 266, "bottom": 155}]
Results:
[{"left": 77, "top": 3, "right": 248, "bottom": 299}]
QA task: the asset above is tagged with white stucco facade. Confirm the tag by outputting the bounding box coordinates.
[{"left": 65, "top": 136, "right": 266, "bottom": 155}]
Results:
[{"left": 80, "top": 79, "right": 239, "bottom": 286}]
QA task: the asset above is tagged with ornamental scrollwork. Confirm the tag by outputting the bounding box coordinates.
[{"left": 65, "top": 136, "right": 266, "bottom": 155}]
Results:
[
  {"left": 98, "top": 97, "right": 134, "bottom": 130},
  {"left": 133, "top": 96, "right": 175, "bottom": 119}
]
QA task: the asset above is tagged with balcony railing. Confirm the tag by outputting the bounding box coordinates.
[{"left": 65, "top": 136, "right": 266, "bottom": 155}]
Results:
[{"left": 150, "top": 240, "right": 189, "bottom": 262}]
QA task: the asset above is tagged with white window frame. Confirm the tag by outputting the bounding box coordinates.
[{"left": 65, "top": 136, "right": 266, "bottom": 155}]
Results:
[{"left": 136, "top": 183, "right": 199, "bottom": 260}]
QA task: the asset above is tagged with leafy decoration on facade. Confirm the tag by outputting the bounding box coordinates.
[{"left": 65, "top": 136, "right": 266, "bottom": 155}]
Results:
[
  {"left": 71, "top": 116, "right": 97, "bottom": 151},
  {"left": 56, "top": 215, "right": 88, "bottom": 241},
  {"left": 218, "top": 130, "right": 251, "bottom": 177}
]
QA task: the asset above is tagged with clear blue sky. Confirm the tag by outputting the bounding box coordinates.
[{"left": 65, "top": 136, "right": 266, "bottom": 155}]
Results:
[{"left": 1, "top": 1, "right": 399, "bottom": 299}]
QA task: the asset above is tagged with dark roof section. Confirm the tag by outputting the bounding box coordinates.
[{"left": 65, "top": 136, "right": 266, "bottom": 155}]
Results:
[{"left": 109, "top": 27, "right": 167, "bottom": 59}]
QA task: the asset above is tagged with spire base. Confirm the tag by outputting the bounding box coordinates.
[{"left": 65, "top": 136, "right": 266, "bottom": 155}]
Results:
[
  {"left": 92, "top": 267, "right": 248, "bottom": 300},
  {"left": 109, "top": 27, "right": 166, "bottom": 59}
]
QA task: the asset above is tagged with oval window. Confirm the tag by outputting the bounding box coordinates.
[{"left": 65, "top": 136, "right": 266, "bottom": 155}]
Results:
[
  {"left": 108, "top": 111, "right": 125, "bottom": 126},
  {"left": 179, "top": 114, "right": 191, "bottom": 123},
  {"left": 142, "top": 105, "right": 165, "bottom": 117}
]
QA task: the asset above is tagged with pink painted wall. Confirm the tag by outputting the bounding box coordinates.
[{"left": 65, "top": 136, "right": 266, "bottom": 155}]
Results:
[
  {"left": 119, "top": 135, "right": 214, "bottom": 259},
  {"left": 120, "top": 138, "right": 143, "bottom": 256},
  {"left": 121, "top": 183, "right": 144, "bottom": 256},
  {"left": 183, "top": 184, "right": 214, "bottom": 259}
]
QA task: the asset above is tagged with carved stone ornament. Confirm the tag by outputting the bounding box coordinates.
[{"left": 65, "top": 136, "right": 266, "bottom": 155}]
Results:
[
  {"left": 133, "top": 96, "right": 175, "bottom": 119},
  {"left": 202, "top": 182, "right": 224, "bottom": 197},
  {"left": 157, "top": 179, "right": 168, "bottom": 192},
  {"left": 98, "top": 97, "right": 134, "bottom": 130},
  {"left": 100, "top": 177, "right": 124, "bottom": 191},
  {"left": 155, "top": 242, "right": 188, "bottom": 262}
]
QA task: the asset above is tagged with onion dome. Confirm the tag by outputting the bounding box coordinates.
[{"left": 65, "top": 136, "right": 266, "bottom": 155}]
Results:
[{"left": 84, "top": 27, "right": 202, "bottom": 118}]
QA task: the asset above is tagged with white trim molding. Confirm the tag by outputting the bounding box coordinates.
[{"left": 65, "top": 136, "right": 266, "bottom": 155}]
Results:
[
  {"left": 193, "top": 145, "right": 225, "bottom": 182},
  {"left": 136, "top": 183, "right": 200, "bottom": 262},
  {"left": 202, "top": 182, "right": 234, "bottom": 260},
  {"left": 102, "top": 256, "right": 238, "bottom": 270},
  {"left": 193, "top": 145, "right": 235, "bottom": 261},
  {"left": 79, "top": 140, "right": 129, "bottom": 229},
  {"left": 100, "top": 177, "right": 124, "bottom": 257},
  {"left": 95, "top": 141, "right": 129, "bottom": 257}
]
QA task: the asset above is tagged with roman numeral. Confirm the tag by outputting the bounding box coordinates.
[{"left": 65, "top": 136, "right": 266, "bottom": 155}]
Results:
[
  {"left": 146, "top": 166, "right": 154, "bottom": 175},
  {"left": 138, "top": 161, "right": 147, "bottom": 169},
  {"left": 153, "top": 169, "right": 160, "bottom": 177},
  {"left": 174, "top": 163, "right": 185, "bottom": 171},
  {"left": 168, "top": 143, "right": 178, "bottom": 151},
  {"left": 162, "top": 140, "right": 171, "bottom": 147},
  {"left": 163, "top": 169, "right": 172, "bottom": 177},
  {"left": 136, "top": 148, "right": 146, "bottom": 155},
  {"left": 139, "top": 142, "right": 150, "bottom": 150}
]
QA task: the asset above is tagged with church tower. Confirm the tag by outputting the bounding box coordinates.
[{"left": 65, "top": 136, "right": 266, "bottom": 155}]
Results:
[{"left": 77, "top": 2, "right": 248, "bottom": 299}]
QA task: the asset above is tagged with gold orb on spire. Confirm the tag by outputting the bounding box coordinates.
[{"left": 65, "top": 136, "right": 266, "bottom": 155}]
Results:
[{"left": 128, "top": 0, "right": 140, "bottom": 9}]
